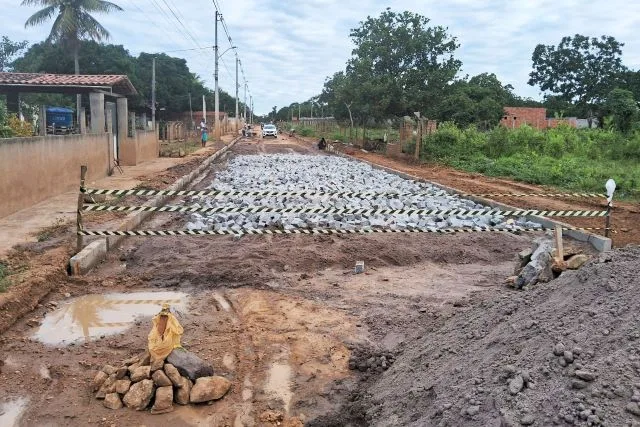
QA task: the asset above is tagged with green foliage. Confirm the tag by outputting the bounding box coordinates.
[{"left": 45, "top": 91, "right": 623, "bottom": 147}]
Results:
[
  {"left": 12, "top": 41, "right": 246, "bottom": 115},
  {"left": 605, "top": 88, "right": 638, "bottom": 133},
  {"left": 420, "top": 124, "right": 640, "bottom": 197},
  {"left": 320, "top": 9, "right": 461, "bottom": 121},
  {"left": 0, "top": 261, "right": 10, "bottom": 292},
  {"left": 0, "top": 35, "right": 28, "bottom": 71},
  {"left": 529, "top": 34, "right": 627, "bottom": 117}
]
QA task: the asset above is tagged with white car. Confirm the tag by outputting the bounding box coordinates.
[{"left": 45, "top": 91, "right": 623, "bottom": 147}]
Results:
[{"left": 262, "top": 124, "right": 278, "bottom": 138}]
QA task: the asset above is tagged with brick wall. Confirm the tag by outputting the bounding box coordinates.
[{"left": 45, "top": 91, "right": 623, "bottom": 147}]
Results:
[{"left": 500, "top": 107, "right": 547, "bottom": 130}]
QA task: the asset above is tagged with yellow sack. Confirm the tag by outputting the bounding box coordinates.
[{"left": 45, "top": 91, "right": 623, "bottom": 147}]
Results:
[{"left": 148, "top": 304, "right": 184, "bottom": 362}]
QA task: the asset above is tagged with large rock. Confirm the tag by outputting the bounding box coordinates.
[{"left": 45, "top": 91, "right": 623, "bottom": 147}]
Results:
[
  {"left": 175, "top": 376, "right": 192, "bottom": 405},
  {"left": 96, "top": 374, "right": 117, "bottom": 399},
  {"left": 123, "top": 379, "right": 155, "bottom": 410},
  {"left": 167, "top": 349, "right": 214, "bottom": 381},
  {"left": 103, "top": 393, "right": 123, "bottom": 410},
  {"left": 92, "top": 371, "right": 108, "bottom": 392},
  {"left": 152, "top": 369, "right": 172, "bottom": 387},
  {"left": 189, "top": 376, "right": 231, "bottom": 403},
  {"left": 115, "top": 379, "right": 131, "bottom": 395},
  {"left": 150, "top": 357, "right": 165, "bottom": 372},
  {"left": 130, "top": 365, "right": 151, "bottom": 382},
  {"left": 566, "top": 254, "right": 590, "bottom": 270},
  {"left": 151, "top": 386, "right": 174, "bottom": 414},
  {"left": 517, "top": 240, "right": 553, "bottom": 288},
  {"left": 164, "top": 363, "right": 183, "bottom": 387}
]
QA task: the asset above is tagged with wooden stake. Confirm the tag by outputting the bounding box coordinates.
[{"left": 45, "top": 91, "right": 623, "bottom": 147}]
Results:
[
  {"left": 605, "top": 203, "right": 612, "bottom": 238},
  {"left": 554, "top": 224, "right": 564, "bottom": 263},
  {"left": 77, "top": 165, "right": 87, "bottom": 253}
]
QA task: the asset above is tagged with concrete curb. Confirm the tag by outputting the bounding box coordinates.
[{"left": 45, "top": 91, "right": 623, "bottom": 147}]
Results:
[
  {"left": 70, "top": 136, "right": 242, "bottom": 275},
  {"left": 331, "top": 149, "right": 612, "bottom": 252}
]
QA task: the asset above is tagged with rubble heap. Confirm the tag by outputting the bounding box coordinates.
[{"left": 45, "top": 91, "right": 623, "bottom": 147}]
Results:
[{"left": 92, "top": 349, "right": 231, "bottom": 414}]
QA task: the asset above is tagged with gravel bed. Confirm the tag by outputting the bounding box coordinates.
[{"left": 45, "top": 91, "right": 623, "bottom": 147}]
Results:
[{"left": 184, "top": 154, "right": 542, "bottom": 233}]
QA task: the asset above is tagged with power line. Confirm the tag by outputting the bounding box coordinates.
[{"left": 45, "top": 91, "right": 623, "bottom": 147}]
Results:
[{"left": 159, "top": 0, "right": 202, "bottom": 49}]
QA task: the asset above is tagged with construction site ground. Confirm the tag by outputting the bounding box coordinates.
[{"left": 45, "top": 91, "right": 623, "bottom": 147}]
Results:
[{"left": 0, "top": 130, "right": 639, "bottom": 426}]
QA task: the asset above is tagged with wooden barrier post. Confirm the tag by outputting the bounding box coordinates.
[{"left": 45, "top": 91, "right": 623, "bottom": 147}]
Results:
[
  {"left": 605, "top": 202, "right": 612, "bottom": 238},
  {"left": 77, "top": 165, "right": 87, "bottom": 252}
]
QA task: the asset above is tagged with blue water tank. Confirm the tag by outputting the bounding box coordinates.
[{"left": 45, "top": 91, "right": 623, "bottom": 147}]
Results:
[{"left": 46, "top": 107, "right": 74, "bottom": 127}]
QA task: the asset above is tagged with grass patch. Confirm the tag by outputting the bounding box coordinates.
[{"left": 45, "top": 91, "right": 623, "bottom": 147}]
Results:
[
  {"left": 0, "top": 262, "right": 11, "bottom": 292},
  {"left": 160, "top": 139, "right": 202, "bottom": 157},
  {"left": 420, "top": 123, "right": 640, "bottom": 199}
]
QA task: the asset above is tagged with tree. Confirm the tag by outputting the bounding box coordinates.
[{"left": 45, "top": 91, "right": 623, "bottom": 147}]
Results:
[
  {"left": 528, "top": 34, "right": 627, "bottom": 125},
  {"left": 0, "top": 36, "right": 28, "bottom": 71},
  {"left": 605, "top": 88, "right": 637, "bottom": 133},
  {"left": 437, "top": 73, "right": 516, "bottom": 128},
  {"left": 22, "top": 0, "right": 123, "bottom": 122},
  {"left": 345, "top": 9, "right": 461, "bottom": 119},
  {"left": 11, "top": 41, "right": 244, "bottom": 116}
]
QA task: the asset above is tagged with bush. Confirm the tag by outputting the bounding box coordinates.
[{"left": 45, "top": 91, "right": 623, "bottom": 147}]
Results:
[{"left": 6, "top": 115, "right": 33, "bottom": 137}]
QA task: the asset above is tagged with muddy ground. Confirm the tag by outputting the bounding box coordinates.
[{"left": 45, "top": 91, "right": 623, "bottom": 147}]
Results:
[
  {"left": 0, "top": 135, "right": 541, "bottom": 426},
  {"left": 1, "top": 133, "right": 636, "bottom": 427}
]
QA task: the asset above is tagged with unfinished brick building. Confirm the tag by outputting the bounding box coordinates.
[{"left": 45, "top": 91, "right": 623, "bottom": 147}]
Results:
[{"left": 500, "top": 107, "right": 577, "bottom": 130}]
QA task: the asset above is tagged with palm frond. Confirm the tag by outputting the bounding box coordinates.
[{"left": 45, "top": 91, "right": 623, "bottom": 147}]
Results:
[
  {"left": 45, "top": 12, "right": 65, "bottom": 42},
  {"left": 24, "top": 5, "right": 57, "bottom": 27},
  {"left": 83, "top": 0, "right": 123, "bottom": 13},
  {"left": 21, "top": 0, "right": 58, "bottom": 7},
  {"left": 78, "top": 12, "right": 111, "bottom": 41}
]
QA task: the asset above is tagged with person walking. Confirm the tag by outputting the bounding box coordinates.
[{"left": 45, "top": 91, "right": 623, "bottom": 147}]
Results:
[{"left": 200, "top": 119, "right": 208, "bottom": 148}]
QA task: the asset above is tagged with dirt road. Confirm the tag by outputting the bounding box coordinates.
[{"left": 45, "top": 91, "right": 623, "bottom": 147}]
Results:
[{"left": 0, "top": 132, "right": 539, "bottom": 426}]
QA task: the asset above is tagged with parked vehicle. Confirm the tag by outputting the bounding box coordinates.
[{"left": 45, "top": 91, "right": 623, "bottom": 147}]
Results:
[{"left": 262, "top": 124, "right": 277, "bottom": 138}]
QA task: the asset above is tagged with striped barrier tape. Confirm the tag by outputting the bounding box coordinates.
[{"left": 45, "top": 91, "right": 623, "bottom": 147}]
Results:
[
  {"left": 78, "top": 226, "right": 611, "bottom": 237},
  {"left": 80, "top": 187, "right": 607, "bottom": 199},
  {"left": 81, "top": 204, "right": 609, "bottom": 218}
]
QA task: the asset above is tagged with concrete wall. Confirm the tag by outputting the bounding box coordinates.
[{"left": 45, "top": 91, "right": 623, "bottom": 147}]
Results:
[
  {"left": 137, "top": 130, "right": 159, "bottom": 163},
  {"left": 119, "top": 129, "right": 158, "bottom": 166},
  {"left": 0, "top": 133, "right": 112, "bottom": 218}
]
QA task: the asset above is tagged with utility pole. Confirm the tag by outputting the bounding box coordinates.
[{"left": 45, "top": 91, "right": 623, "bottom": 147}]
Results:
[
  {"left": 251, "top": 97, "right": 254, "bottom": 124},
  {"left": 188, "top": 92, "right": 193, "bottom": 130},
  {"left": 151, "top": 57, "right": 156, "bottom": 130},
  {"left": 243, "top": 81, "right": 247, "bottom": 123},
  {"left": 214, "top": 10, "right": 220, "bottom": 142},
  {"left": 203, "top": 95, "right": 206, "bottom": 123},
  {"left": 235, "top": 54, "right": 239, "bottom": 134},
  {"left": 311, "top": 102, "right": 313, "bottom": 119},
  {"left": 298, "top": 104, "right": 301, "bottom": 121}
]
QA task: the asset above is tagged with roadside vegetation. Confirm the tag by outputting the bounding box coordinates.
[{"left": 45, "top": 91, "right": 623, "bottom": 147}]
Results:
[
  {"left": 268, "top": 9, "right": 640, "bottom": 198},
  {"left": 419, "top": 123, "right": 640, "bottom": 197}
]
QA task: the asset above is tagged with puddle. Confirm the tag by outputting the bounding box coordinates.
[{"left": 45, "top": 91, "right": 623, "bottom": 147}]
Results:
[
  {"left": 265, "top": 363, "right": 293, "bottom": 414},
  {"left": 0, "top": 397, "right": 29, "bottom": 427},
  {"left": 33, "top": 291, "right": 187, "bottom": 345}
]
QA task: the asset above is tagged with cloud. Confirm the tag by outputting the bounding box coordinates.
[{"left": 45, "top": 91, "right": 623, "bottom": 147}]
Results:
[{"left": 2, "top": 0, "right": 640, "bottom": 113}]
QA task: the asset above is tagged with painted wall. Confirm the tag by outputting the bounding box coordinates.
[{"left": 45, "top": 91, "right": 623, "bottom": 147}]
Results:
[
  {"left": 118, "top": 129, "right": 158, "bottom": 166},
  {"left": 0, "top": 133, "right": 112, "bottom": 218}
]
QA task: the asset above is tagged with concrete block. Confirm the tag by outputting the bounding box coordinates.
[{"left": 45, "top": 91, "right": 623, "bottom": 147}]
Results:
[{"left": 70, "top": 240, "right": 107, "bottom": 275}]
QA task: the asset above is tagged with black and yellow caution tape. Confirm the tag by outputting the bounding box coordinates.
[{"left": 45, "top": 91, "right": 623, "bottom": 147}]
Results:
[
  {"left": 81, "top": 204, "right": 609, "bottom": 218},
  {"left": 80, "top": 187, "right": 607, "bottom": 199},
  {"left": 461, "top": 192, "right": 606, "bottom": 199},
  {"left": 78, "top": 226, "right": 611, "bottom": 237}
]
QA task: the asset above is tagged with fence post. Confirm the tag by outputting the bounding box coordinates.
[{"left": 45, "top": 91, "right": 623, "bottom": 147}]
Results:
[
  {"left": 77, "top": 165, "right": 87, "bottom": 253},
  {"left": 604, "top": 202, "right": 612, "bottom": 238}
]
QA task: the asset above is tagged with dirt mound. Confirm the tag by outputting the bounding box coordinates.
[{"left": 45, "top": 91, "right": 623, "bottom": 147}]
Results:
[
  {"left": 121, "top": 232, "right": 528, "bottom": 290},
  {"left": 320, "top": 246, "right": 640, "bottom": 426}
]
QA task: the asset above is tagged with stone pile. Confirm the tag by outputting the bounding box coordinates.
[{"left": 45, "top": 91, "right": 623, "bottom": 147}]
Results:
[
  {"left": 509, "top": 236, "right": 591, "bottom": 288},
  {"left": 184, "top": 154, "right": 542, "bottom": 233},
  {"left": 92, "top": 349, "right": 231, "bottom": 414}
]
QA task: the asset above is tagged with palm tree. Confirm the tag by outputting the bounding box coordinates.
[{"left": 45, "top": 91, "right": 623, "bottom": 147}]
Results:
[{"left": 23, "top": 0, "right": 123, "bottom": 125}]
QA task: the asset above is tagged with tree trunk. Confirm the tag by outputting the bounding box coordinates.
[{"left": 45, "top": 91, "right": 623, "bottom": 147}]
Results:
[
  {"left": 344, "top": 102, "right": 354, "bottom": 143},
  {"left": 74, "top": 45, "right": 82, "bottom": 131}
]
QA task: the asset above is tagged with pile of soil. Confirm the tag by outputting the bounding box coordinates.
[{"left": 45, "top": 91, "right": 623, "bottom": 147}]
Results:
[{"left": 316, "top": 246, "right": 640, "bottom": 426}]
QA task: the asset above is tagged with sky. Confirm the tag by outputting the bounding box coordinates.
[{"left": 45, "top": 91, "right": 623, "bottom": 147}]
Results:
[{"left": 3, "top": 0, "right": 640, "bottom": 115}]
